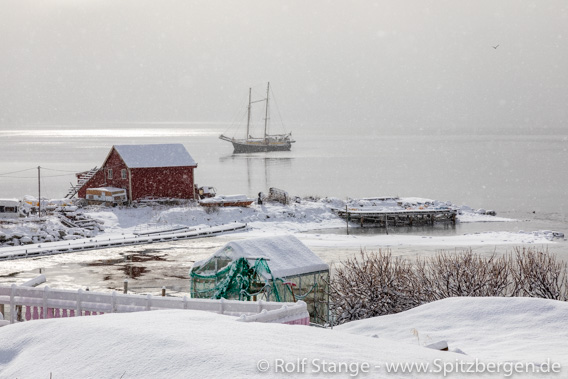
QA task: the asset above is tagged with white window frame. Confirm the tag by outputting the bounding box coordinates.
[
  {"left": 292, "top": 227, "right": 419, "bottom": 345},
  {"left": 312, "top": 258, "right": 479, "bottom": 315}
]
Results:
[
  {"left": 121, "top": 169, "right": 127, "bottom": 179},
  {"left": 107, "top": 169, "right": 113, "bottom": 179}
]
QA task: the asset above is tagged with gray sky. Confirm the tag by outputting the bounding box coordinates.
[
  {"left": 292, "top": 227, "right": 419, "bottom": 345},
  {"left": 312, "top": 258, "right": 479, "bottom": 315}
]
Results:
[{"left": 1, "top": 0, "right": 567, "bottom": 133}]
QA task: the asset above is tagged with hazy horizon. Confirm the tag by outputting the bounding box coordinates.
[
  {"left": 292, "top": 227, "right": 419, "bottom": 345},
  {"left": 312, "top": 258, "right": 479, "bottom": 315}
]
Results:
[{"left": 1, "top": 1, "right": 567, "bottom": 136}]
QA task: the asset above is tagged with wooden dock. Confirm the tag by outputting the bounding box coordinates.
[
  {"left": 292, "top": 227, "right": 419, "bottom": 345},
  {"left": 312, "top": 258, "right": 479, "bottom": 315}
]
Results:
[{"left": 334, "top": 208, "right": 458, "bottom": 227}]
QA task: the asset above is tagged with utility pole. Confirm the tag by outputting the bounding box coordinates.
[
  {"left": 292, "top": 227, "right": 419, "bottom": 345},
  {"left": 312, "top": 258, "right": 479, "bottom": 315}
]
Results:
[
  {"left": 264, "top": 82, "right": 270, "bottom": 141},
  {"left": 37, "top": 166, "right": 41, "bottom": 218}
]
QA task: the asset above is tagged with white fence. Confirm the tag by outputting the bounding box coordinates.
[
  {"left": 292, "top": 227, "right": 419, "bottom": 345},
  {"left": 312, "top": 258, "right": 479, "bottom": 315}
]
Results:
[{"left": 0, "top": 285, "right": 309, "bottom": 326}]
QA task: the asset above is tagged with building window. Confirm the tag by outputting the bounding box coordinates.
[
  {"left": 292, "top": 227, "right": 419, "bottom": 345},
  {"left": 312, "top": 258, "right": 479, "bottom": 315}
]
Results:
[
  {"left": 107, "top": 169, "right": 113, "bottom": 179},
  {"left": 121, "top": 169, "right": 127, "bottom": 179}
]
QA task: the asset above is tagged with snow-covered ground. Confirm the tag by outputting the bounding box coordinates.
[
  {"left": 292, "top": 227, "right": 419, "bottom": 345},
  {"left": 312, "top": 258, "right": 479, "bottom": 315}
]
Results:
[
  {"left": 1, "top": 196, "right": 565, "bottom": 289},
  {"left": 0, "top": 297, "right": 565, "bottom": 378},
  {"left": 1, "top": 197, "right": 567, "bottom": 378},
  {"left": 1, "top": 196, "right": 563, "bottom": 252}
]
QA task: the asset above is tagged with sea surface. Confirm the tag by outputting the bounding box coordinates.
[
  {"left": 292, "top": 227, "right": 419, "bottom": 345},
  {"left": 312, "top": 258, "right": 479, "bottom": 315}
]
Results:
[
  {"left": 1, "top": 122, "right": 567, "bottom": 214},
  {"left": 1, "top": 123, "right": 567, "bottom": 292}
]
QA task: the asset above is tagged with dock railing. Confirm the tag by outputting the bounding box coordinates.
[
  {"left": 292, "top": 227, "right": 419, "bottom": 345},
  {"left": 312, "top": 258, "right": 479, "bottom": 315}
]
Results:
[{"left": 0, "top": 285, "right": 308, "bottom": 326}]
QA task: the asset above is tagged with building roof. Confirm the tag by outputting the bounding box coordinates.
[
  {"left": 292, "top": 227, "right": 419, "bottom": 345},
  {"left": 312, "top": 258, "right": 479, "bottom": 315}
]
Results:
[
  {"left": 87, "top": 187, "right": 126, "bottom": 193},
  {"left": 113, "top": 144, "right": 197, "bottom": 168},
  {"left": 195, "top": 235, "right": 329, "bottom": 278}
]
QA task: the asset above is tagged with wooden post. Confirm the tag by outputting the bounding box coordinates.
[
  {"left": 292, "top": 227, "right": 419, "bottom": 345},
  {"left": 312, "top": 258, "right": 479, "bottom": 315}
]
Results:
[
  {"left": 128, "top": 168, "right": 133, "bottom": 205},
  {"left": 161, "top": 287, "right": 166, "bottom": 297},
  {"left": 22, "top": 275, "right": 46, "bottom": 288},
  {"left": 123, "top": 279, "right": 128, "bottom": 294}
]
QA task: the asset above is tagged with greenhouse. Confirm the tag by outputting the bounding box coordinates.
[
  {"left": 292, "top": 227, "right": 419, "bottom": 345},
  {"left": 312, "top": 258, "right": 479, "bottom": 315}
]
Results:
[{"left": 189, "top": 235, "right": 329, "bottom": 324}]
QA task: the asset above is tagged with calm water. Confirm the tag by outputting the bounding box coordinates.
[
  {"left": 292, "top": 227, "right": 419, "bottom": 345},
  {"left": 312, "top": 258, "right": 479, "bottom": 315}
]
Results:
[
  {"left": 1, "top": 123, "right": 567, "bottom": 217},
  {"left": 1, "top": 123, "right": 567, "bottom": 289}
]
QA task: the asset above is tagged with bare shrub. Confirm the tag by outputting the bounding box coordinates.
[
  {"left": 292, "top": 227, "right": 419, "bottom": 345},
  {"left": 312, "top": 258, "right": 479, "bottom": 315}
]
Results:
[
  {"left": 414, "top": 250, "right": 511, "bottom": 301},
  {"left": 329, "top": 247, "right": 567, "bottom": 324},
  {"left": 511, "top": 247, "right": 568, "bottom": 300},
  {"left": 329, "top": 249, "right": 418, "bottom": 325}
]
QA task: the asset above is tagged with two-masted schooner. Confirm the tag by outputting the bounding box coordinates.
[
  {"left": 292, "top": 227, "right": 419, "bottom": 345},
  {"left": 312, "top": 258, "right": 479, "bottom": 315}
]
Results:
[{"left": 219, "top": 82, "right": 295, "bottom": 153}]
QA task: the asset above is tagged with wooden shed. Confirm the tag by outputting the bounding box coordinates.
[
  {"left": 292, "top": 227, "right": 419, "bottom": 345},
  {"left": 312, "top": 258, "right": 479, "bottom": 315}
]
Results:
[{"left": 76, "top": 144, "right": 197, "bottom": 202}]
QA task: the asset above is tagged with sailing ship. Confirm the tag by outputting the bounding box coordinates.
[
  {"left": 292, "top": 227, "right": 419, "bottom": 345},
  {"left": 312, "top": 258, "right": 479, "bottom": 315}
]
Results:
[{"left": 219, "top": 82, "right": 295, "bottom": 153}]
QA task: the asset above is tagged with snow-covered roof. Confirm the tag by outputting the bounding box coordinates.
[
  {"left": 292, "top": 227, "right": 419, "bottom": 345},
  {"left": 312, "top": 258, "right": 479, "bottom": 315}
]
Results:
[
  {"left": 0, "top": 198, "right": 19, "bottom": 204},
  {"left": 87, "top": 187, "right": 126, "bottom": 193},
  {"left": 113, "top": 144, "right": 197, "bottom": 168},
  {"left": 197, "top": 235, "right": 329, "bottom": 278}
]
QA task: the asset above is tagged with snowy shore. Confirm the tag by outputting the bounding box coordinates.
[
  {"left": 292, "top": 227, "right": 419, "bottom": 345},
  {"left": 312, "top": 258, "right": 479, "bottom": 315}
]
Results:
[{"left": 0, "top": 196, "right": 563, "bottom": 252}]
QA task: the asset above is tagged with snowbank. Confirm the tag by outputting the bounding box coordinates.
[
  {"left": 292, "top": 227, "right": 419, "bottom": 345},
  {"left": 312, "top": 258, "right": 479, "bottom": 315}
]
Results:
[
  {"left": 0, "top": 297, "right": 565, "bottom": 378},
  {"left": 337, "top": 297, "right": 568, "bottom": 368}
]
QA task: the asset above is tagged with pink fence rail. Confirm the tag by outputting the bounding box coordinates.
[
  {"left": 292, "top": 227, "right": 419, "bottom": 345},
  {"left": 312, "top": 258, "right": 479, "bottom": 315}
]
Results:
[
  {"left": 16, "top": 306, "right": 102, "bottom": 321},
  {"left": 0, "top": 285, "right": 308, "bottom": 326}
]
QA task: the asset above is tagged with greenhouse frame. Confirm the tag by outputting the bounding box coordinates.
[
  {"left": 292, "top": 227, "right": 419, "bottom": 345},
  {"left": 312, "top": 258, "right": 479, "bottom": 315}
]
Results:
[{"left": 190, "top": 235, "right": 329, "bottom": 325}]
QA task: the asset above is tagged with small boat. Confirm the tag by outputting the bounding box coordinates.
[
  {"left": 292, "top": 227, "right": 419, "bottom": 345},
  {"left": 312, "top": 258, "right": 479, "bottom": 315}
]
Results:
[
  {"left": 219, "top": 82, "right": 295, "bottom": 153},
  {"left": 199, "top": 194, "right": 255, "bottom": 207}
]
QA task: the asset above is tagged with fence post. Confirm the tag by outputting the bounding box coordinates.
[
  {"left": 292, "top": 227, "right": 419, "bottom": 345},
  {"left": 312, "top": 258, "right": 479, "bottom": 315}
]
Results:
[
  {"left": 146, "top": 294, "right": 152, "bottom": 311},
  {"left": 43, "top": 286, "right": 49, "bottom": 319},
  {"left": 161, "top": 287, "right": 166, "bottom": 297},
  {"left": 219, "top": 298, "right": 224, "bottom": 314},
  {"left": 77, "top": 289, "right": 83, "bottom": 316},
  {"left": 10, "top": 284, "right": 16, "bottom": 324},
  {"left": 111, "top": 291, "right": 116, "bottom": 313},
  {"left": 123, "top": 279, "right": 128, "bottom": 294}
]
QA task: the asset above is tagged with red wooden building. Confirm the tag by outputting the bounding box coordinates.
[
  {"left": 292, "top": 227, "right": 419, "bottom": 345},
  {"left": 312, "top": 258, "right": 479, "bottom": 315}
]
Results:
[{"left": 76, "top": 144, "right": 198, "bottom": 202}]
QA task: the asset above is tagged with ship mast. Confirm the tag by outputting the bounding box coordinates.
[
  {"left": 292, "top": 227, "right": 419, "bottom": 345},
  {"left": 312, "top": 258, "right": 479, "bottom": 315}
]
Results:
[
  {"left": 246, "top": 87, "right": 252, "bottom": 141},
  {"left": 264, "top": 82, "right": 270, "bottom": 141}
]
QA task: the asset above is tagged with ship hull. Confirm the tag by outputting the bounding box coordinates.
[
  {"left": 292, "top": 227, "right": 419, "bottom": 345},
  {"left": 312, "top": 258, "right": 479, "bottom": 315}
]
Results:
[{"left": 231, "top": 140, "right": 292, "bottom": 153}]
